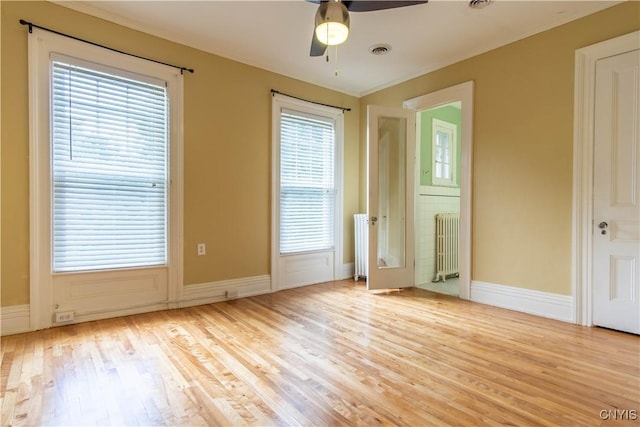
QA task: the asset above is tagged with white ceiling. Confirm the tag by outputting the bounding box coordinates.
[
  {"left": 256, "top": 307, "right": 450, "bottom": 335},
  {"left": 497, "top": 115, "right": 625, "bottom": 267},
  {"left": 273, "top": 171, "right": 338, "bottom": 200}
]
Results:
[{"left": 57, "top": 0, "right": 620, "bottom": 97}]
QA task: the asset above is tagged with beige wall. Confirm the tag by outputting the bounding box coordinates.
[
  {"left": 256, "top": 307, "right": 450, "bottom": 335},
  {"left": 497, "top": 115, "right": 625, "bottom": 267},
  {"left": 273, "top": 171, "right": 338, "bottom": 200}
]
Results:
[
  {"left": 0, "top": 1, "right": 360, "bottom": 306},
  {"left": 1, "top": 1, "right": 638, "bottom": 307},
  {"left": 360, "top": 1, "right": 639, "bottom": 295}
]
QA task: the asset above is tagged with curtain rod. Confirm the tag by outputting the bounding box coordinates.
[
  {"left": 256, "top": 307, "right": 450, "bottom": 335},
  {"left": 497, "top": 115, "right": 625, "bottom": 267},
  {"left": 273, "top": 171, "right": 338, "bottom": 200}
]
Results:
[
  {"left": 271, "top": 89, "right": 351, "bottom": 112},
  {"left": 19, "top": 19, "right": 194, "bottom": 75}
]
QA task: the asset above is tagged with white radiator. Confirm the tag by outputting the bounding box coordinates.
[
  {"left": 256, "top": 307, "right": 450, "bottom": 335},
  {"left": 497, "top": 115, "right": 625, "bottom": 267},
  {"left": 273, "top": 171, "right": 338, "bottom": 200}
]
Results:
[
  {"left": 354, "top": 214, "right": 368, "bottom": 281},
  {"left": 434, "top": 213, "right": 459, "bottom": 282}
]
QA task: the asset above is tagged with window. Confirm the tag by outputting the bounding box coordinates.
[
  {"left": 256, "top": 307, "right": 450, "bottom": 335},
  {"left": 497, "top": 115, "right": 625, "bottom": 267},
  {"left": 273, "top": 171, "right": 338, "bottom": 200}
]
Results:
[
  {"left": 271, "top": 93, "right": 343, "bottom": 290},
  {"left": 432, "top": 118, "right": 457, "bottom": 186},
  {"left": 51, "top": 58, "right": 168, "bottom": 272},
  {"left": 29, "top": 28, "right": 183, "bottom": 329},
  {"left": 279, "top": 109, "right": 336, "bottom": 253}
]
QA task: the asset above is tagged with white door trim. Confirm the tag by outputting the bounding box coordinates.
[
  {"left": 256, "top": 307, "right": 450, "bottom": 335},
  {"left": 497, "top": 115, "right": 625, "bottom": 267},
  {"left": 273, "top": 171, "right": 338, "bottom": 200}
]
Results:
[
  {"left": 404, "top": 81, "right": 474, "bottom": 300},
  {"left": 572, "top": 31, "right": 640, "bottom": 326}
]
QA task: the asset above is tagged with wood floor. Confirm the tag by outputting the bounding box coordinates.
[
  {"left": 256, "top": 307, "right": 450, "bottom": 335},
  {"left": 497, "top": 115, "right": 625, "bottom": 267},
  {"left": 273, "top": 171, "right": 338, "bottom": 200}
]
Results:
[{"left": 1, "top": 280, "right": 638, "bottom": 426}]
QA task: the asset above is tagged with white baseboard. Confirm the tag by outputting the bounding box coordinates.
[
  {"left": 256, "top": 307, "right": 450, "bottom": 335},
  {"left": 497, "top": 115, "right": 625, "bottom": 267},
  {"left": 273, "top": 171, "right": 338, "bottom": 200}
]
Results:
[
  {"left": 1, "top": 305, "right": 31, "bottom": 336},
  {"left": 1, "top": 275, "right": 273, "bottom": 335},
  {"left": 16, "top": 276, "right": 569, "bottom": 337},
  {"left": 181, "top": 275, "right": 272, "bottom": 308},
  {"left": 471, "top": 281, "right": 573, "bottom": 323},
  {"left": 340, "top": 263, "right": 354, "bottom": 280}
]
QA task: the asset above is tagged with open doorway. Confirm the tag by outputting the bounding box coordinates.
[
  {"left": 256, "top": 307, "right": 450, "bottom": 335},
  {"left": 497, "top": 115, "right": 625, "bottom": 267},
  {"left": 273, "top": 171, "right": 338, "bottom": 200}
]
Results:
[
  {"left": 403, "top": 81, "right": 473, "bottom": 300},
  {"left": 415, "top": 102, "right": 462, "bottom": 296}
]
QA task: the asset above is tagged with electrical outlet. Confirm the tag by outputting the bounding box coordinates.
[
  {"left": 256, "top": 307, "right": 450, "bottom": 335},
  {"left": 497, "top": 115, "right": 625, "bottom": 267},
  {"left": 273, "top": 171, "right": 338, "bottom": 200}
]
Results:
[
  {"left": 197, "top": 243, "right": 206, "bottom": 256},
  {"left": 55, "top": 311, "right": 74, "bottom": 322}
]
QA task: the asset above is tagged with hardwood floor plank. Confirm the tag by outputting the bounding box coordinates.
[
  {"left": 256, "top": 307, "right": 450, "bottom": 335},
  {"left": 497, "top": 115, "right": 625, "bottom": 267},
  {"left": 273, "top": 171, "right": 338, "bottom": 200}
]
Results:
[{"left": 1, "top": 280, "right": 638, "bottom": 426}]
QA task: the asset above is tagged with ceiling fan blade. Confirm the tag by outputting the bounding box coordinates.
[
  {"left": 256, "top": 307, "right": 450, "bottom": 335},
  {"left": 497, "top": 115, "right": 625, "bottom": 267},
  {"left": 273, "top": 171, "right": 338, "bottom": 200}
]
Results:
[
  {"left": 310, "top": 30, "right": 327, "bottom": 57},
  {"left": 305, "top": 0, "right": 428, "bottom": 12},
  {"left": 343, "top": 1, "right": 428, "bottom": 12},
  {"left": 306, "top": 0, "right": 425, "bottom": 56}
]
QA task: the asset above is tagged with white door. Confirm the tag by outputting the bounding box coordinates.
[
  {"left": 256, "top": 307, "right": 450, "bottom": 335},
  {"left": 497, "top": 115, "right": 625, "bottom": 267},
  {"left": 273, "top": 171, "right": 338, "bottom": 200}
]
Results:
[
  {"left": 367, "top": 106, "right": 416, "bottom": 290},
  {"left": 593, "top": 48, "right": 640, "bottom": 334}
]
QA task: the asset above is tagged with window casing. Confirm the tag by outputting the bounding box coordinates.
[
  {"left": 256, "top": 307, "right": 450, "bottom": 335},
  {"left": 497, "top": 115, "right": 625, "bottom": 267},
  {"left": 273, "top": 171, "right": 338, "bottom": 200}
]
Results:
[
  {"left": 432, "top": 118, "right": 457, "bottom": 186},
  {"left": 271, "top": 93, "right": 344, "bottom": 290},
  {"left": 28, "top": 27, "right": 184, "bottom": 329}
]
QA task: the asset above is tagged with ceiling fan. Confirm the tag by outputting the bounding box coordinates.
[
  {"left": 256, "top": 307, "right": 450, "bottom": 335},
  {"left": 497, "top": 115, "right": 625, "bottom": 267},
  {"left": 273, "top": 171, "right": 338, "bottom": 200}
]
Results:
[{"left": 307, "top": 0, "right": 429, "bottom": 57}]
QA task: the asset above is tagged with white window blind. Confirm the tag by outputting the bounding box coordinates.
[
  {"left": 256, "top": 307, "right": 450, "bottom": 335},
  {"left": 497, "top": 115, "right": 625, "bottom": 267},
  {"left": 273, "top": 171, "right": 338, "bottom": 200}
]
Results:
[
  {"left": 280, "top": 109, "right": 335, "bottom": 254},
  {"left": 51, "top": 60, "right": 168, "bottom": 272}
]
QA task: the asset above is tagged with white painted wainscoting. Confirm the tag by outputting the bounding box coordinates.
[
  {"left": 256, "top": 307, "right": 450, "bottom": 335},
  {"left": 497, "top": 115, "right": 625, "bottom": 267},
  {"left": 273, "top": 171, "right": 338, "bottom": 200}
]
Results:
[
  {"left": 470, "top": 281, "right": 573, "bottom": 323},
  {"left": 416, "top": 186, "right": 461, "bottom": 286}
]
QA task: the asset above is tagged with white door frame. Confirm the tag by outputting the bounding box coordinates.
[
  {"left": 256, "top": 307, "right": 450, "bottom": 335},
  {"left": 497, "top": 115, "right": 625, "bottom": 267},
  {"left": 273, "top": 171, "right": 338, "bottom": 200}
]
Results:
[
  {"left": 404, "top": 81, "right": 474, "bottom": 300},
  {"left": 572, "top": 31, "right": 640, "bottom": 326}
]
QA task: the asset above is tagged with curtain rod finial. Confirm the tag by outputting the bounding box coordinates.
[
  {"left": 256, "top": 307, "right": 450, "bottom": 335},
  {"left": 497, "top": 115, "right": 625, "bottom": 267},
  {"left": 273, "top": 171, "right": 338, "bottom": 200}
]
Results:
[{"left": 19, "top": 19, "right": 33, "bottom": 33}]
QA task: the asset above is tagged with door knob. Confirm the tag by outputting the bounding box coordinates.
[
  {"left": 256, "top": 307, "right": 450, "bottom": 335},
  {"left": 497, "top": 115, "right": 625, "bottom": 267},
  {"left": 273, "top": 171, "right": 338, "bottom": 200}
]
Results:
[
  {"left": 371, "top": 216, "right": 378, "bottom": 225},
  {"left": 598, "top": 221, "right": 608, "bottom": 235}
]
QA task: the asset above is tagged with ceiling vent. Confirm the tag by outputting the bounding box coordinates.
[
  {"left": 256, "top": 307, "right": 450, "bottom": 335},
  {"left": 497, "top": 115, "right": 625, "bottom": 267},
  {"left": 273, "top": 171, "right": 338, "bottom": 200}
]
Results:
[
  {"left": 469, "top": 0, "right": 492, "bottom": 8},
  {"left": 369, "top": 44, "right": 392, "bottom": 56}
]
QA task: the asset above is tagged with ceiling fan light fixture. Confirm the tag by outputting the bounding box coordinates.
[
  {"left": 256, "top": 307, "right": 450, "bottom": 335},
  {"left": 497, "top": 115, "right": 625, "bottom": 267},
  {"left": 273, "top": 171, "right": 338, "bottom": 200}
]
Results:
[{"left": 315, "top": 1, "right": 350, "bottom": 46}]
